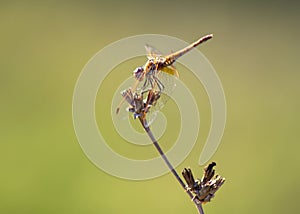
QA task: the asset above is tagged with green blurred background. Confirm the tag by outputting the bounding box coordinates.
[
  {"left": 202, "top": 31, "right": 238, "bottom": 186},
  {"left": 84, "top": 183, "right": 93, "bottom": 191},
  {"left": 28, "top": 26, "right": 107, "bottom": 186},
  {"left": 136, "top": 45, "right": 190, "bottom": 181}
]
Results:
[{"left": 1, "top": 0, "right": 299, "bottom": 213}]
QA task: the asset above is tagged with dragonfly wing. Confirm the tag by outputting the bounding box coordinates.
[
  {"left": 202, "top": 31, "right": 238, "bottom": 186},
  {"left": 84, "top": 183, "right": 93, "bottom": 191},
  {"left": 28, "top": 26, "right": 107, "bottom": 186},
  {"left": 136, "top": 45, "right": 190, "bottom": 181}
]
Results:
[
  {"left": 145, "top": 44, "right": 163, "bottom": 58},
  {"left": 161, "top": 65, "right": 179, "bottom": 78},
  {"left": 144, "top": 92, "right": 173, "bottom": 127},
  {"left": 143, "top": 69, "right": 177, "bottom": 125},
  {"left": 144, "top": 110, "right": 158, "bottom": 127}
]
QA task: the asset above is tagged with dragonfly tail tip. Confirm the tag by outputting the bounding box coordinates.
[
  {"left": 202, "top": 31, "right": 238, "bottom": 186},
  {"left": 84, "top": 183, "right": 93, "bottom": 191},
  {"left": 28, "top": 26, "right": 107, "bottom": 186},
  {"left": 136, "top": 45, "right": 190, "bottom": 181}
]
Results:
[{"left": 206, "top": 34, "right": 213, "bottom": 40}]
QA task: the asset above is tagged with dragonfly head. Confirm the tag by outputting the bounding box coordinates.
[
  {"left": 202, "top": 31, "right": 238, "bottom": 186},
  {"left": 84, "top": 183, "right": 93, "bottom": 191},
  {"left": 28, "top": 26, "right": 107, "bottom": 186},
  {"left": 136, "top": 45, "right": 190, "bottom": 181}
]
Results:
[{"left": 133, "top": 66, "right": 145, "bottom": 81}]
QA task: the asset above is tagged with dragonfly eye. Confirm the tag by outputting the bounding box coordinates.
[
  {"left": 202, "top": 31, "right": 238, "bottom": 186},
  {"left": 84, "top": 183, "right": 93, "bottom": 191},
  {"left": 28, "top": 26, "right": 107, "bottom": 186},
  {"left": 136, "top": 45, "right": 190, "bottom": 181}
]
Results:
[{"left": 133, "top": 67, "right": 144, "bottom": 80}]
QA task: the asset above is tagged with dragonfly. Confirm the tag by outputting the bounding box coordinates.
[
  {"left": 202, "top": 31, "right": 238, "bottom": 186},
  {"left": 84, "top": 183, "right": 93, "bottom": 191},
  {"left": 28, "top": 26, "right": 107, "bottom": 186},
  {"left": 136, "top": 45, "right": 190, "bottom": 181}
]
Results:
[{"left": 116, "top": 34, "right": 213, "bottom": 125}]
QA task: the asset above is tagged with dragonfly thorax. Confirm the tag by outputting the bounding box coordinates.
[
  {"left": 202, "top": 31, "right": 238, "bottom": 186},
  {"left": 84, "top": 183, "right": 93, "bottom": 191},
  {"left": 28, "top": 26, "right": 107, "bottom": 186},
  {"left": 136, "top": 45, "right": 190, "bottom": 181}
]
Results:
[
  {"left": 144, "top": 57, "right": 165, "bottom": 73},
  {"left": 145, "top": 58, "right": 156, "bottom": 71}
]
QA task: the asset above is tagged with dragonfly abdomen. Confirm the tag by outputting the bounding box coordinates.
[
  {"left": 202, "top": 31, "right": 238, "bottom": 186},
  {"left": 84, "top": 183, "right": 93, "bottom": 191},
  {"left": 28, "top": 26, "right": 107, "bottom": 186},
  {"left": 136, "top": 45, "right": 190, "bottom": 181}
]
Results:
[{"left": 163, "top": 34, "right": 213, "bottom": 67}]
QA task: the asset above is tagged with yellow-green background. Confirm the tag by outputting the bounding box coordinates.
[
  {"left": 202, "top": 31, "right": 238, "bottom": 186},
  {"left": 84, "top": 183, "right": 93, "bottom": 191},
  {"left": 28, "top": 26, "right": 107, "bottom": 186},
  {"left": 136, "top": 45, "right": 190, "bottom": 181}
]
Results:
[{"left": 1, "top": 0, "right": 299, "bottom": 213}]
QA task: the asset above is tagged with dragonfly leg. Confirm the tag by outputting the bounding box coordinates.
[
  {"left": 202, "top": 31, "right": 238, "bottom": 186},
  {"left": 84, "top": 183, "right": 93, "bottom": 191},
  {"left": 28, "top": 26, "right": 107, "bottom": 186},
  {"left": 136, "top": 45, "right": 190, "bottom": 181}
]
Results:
[
  {"left": 153, "top": 75, "right": 165, "bottom": 92},
  {"left": 141, "top": 89, "right": 150, "bottom": 94},
  {"left": 147, "top": 74, "right": 163, "bottom": 92},
  {"left": 148, "top": 77, "right": 155, "bottom": 90},
  {"left": 142, "top": 78, "right": 148, "bottom": 91}
]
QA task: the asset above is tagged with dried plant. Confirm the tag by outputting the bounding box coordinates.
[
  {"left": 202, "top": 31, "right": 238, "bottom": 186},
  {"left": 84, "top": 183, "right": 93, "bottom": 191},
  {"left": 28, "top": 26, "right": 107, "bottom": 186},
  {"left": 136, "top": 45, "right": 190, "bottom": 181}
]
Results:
[
  {"left": 122, "top": 88, "right": 225, "bottom": 214},
  {"left": 118, "top": 34, "right": 225, "bottom": 213}
]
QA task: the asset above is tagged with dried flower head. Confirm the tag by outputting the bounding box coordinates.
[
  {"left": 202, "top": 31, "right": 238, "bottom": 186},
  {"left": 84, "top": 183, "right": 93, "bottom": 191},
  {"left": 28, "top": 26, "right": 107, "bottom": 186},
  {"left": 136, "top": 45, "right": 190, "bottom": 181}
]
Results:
[{"left": 182, "top": 162, "right": 225, "bottom": 204}]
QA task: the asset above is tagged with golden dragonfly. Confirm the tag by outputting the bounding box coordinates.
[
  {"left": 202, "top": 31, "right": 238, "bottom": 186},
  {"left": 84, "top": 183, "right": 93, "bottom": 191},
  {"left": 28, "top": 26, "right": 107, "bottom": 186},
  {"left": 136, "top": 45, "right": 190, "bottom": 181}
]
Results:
[{"left": 116, "top": 34, "right": 213, "bottom": 124}]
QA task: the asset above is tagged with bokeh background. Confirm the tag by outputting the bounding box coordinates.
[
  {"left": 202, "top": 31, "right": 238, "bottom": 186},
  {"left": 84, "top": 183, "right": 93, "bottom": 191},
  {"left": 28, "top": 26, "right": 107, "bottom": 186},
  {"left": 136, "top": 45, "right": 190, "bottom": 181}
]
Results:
[{"left": 1, "top": 0, "right": 299, "bottom": 213}]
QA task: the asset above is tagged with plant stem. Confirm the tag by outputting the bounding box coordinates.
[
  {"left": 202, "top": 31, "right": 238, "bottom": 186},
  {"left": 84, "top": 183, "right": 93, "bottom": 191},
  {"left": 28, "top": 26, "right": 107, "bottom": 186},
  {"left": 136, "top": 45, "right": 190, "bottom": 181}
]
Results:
[{"left": 139, "top": 118, "right": 204, "bottom": 214}]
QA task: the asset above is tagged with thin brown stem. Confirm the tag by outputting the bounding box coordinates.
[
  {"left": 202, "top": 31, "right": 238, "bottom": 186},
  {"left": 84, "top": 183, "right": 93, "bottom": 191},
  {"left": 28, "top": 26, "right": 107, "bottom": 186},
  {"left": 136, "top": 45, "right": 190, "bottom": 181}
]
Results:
[{"left": 138, "top": 118, "right": 204, "bottom": 214}]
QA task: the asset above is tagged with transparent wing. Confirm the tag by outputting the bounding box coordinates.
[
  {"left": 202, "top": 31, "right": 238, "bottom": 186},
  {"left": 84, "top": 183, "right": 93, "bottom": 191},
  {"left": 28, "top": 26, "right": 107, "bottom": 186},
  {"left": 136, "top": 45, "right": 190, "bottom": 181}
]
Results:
[
  {"left": 145, "top": 44, "right": 162, "bottom": 58},
  {"left": 144, "top": 69, "right": 177, "bottom": 126},
  {"left": 155, "top": 69, "right": 177, "bottom": 105},
  {"left": 116, "top": 66, "right": 146, "bottom": 114},
  {"left": 161, "top": 65, "right": 179, "bottom": 78}
]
